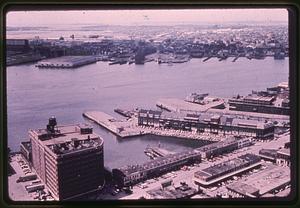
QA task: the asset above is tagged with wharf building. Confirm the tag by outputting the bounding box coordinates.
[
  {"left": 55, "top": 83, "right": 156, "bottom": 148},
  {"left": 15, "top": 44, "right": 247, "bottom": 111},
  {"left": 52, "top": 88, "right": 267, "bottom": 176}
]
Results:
[
  {"left": 228, "top": 83, "right": 289, "bottom": 115},
  {"left": 193, "top": 154, "right": 262, "bottom": 187},
  {"left": 29, "top": 117, "right": 104, "bottom": 201},
  {"left": 112, "top": 150, "right": 201, "bottom": 187},
  {"left": 195, "top": 137, "right": 253, "bottom": 159},
  {"left": 138, "top": 109, "right": 275, "bottom": 139}
]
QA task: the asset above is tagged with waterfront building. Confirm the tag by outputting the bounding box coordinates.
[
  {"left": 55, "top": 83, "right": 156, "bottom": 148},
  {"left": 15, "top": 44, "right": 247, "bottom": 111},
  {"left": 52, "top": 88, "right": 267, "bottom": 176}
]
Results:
[
  {"left": 195, "top": 137, "right": 253, "bottom": 159},
  {"left": 35, "top": 56, "right": 97, "bottom": 68},
  {"left": 228, "top": 83, "right": 289, "bottom": 115},
  {"left": 138, "top": 110, "right": 275, "bottom": 139},
  {"left": 6, "top": 39, "right": 30, "bottom": 52},
  {"left": 193, "top": 154, "right": 261, "bottom": 187},
  {"left": 112, "top": 150, "right": 201, "bottom": 187},
  {"left": 29, "top": 117, "right": 104, "bottom": 200}
]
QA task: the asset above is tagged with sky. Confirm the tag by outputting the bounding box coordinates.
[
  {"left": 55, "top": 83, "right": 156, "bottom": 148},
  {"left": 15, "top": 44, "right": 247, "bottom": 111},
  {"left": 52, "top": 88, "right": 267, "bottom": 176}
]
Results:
[{"left": 6, "top": 9, "right": 288, "bottom": 27}]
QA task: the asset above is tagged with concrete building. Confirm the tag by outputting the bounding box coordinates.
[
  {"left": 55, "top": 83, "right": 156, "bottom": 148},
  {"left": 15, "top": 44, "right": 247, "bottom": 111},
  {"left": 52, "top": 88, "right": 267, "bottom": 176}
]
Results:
[
  {"left": 138, "top": 109, "right": 275, "bottom": 139},
  {"left": 29, "top": 117, "right": 104, "bottom": 200}
]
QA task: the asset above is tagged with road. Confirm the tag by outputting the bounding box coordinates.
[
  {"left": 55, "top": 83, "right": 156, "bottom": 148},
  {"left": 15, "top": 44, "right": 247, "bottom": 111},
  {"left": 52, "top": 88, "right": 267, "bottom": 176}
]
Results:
[{"left": 120, "top": 133, "right": 290, "bottom": 199}]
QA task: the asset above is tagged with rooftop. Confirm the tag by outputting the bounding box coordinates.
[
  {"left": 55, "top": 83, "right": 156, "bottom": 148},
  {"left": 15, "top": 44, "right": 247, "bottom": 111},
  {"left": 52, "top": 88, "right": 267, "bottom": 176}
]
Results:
[
  {"left": 118, "top": 150, "right": 199, "bottom": 176},
  {"left": 195, "top": 154, "right": 260, "bottom": 179},
  {"left": 29, "top": 117, "right": 103, "bottom": 155},
  {"left": 139, "top": 109, "right": 274, "bottom": 130},
  {"left": 227, "top": 182, "right": 259, "bottom": 196},
  {"left": 195, "top": 137, "right": 237, "bottom": 152},
  {"left": 228, "top": 164, "right": 290, "bottom": 196}
]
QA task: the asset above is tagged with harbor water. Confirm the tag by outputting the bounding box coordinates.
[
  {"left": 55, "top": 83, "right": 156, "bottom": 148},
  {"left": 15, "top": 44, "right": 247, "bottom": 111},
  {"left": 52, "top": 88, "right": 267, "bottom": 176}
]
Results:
[{"left": 7, "top": 57, "right": 289, "bottom": 168}]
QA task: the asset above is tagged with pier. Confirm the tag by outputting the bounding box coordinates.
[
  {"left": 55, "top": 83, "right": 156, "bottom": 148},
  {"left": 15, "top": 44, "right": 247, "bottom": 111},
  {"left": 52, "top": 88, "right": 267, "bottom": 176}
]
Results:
[
  {"left": 35, "top": 56, "right": 97, "bottom": 68},
  {"left": 83, "top": 111, "right": 223, "bottom": 142},
  {"left": 83, "top": 111, "right": 143, "bottom": 138},
  {"left": 156, "top": 98, "right": 225, "bottom": 113},
  {"left": 144, "top": 146, "right": 175, "bottom": 159}
]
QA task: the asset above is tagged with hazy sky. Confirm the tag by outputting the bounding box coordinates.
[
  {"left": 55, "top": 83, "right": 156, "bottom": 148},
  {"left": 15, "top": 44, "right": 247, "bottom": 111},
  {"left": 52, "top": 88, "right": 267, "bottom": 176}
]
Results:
[{"left": 6, "top": 9, "right": 288, "bottom": 26}]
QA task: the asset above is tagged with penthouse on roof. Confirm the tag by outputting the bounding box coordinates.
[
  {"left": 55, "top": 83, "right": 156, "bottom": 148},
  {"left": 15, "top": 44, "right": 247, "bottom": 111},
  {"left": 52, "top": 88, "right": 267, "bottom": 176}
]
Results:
[{"left": 27, "top": 117, "right": 104, "bottom": 201}]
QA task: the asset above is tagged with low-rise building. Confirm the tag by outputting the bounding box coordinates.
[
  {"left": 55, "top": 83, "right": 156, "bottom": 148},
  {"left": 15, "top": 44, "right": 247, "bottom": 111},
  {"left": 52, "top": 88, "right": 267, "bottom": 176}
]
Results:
[
  {"left": 228, "top": 84, "right": 289, "bottom": 115},
  {"left": 195, "top": 137, "right": 252, "bottom": 159},
  {"left": 112, "top": 150, "right": 201, "bottom": 187},
  {"left": 138, "top": 109, "right": 275, "bottom": 139},
  {"left": 194, "top": 154, "right": 261, "bottom": 187}
]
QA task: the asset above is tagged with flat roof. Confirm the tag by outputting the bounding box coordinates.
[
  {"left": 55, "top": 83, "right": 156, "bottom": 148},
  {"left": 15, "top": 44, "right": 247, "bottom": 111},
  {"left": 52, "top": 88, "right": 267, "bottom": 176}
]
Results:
[
  {"left": 195, "top": 137, "right": 238, "bottom": 152},
  {"left": 118, "top": 150, "right": 199, "bottom": 175},
  {"left": 277, "top": 148, "right": 290, "bottom": 156},
  {"left": 229, "top": 164, "right": 290, "bottom": 196},
  {"left": 227, "top": 182, "right": 259, "bottom": 196},
  {"left": 195, "top": 154, "right": 260, "bottom": 178},
  {"left": 30, "top": 123, "right": 103, "bottom": 155}
]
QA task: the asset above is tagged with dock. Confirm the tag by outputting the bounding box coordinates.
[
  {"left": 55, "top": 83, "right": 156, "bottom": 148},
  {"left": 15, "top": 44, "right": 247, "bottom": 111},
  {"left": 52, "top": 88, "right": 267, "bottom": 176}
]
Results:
[
  {"left": 83, "top": 111, "right": 223, "bottom": 142},
  {"left": 144, "top": 146, "right": 175, "bottom": 159},
  {"left": 156, "top": 98, "right": 225, "bottom": 113},
  {"left": 83, "top": 111, "right": 144, "bottom": 138},
  {"left": 35, "top": 56, "right": 97, "bottom": 68}
]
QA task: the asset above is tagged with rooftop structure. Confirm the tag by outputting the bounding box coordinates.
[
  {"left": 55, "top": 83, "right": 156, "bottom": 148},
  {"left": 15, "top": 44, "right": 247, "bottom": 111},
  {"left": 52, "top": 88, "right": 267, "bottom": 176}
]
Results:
[{"left": 29, "top": 117, "right": 104, "bottom": 201}]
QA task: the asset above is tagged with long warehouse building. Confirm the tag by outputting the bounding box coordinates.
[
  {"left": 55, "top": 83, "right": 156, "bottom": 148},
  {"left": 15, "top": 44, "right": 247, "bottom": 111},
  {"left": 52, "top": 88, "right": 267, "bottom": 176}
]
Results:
[{"left": 138, "top": 109, "right": 275, "bottom": 139}]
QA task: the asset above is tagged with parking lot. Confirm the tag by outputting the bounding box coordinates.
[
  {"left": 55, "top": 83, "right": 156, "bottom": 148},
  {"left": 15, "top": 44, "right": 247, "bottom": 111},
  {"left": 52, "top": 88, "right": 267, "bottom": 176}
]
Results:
[{"left": 120, "top": 133, "right": 290, "bottom": 199}]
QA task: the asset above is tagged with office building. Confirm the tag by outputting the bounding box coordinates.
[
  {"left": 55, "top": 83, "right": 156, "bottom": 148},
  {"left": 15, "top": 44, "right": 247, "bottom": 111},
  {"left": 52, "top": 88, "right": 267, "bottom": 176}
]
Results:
[{"left": 29, "top": 117, "right": 104, "bottom": 200}]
